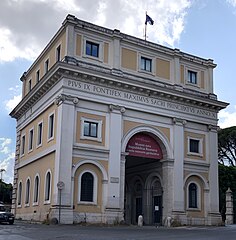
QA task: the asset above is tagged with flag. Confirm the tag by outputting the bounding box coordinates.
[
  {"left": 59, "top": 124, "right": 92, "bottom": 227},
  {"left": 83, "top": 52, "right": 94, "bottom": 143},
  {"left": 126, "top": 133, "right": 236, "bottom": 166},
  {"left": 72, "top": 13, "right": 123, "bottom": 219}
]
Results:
[{"left": 145, "top": 14, "right": 154, "bottom": 25}]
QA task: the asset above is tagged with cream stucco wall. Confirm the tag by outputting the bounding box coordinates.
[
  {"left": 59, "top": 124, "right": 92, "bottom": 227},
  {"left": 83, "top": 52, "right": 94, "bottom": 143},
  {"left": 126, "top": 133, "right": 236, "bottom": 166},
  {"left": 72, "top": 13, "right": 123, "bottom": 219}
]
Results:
[
  {"left": 19, "top": 104, "right": 57, "bottom": 163},
  {"left": 76, "top": 112, "right": 106, "bottom": 147},
  {"left": 123, "top": 120, "right": 170, "bottom": 141},
  {"left": 16, "top": 152, "right": 55, "bottom": 221},
  {"left": 73, "top": 163, "right": 103, "bottom": 213},
  {"left": 23, "top": 29, "right": 66, "bottom": 97}
]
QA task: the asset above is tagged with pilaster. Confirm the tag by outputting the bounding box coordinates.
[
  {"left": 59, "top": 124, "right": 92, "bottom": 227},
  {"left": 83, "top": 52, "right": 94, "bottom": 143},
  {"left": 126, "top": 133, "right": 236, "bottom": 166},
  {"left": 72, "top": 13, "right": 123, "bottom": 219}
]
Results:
[
  {"left": 11, "top": 129, "right": 21, "bottom": 215},
  {"left": 65, "top": 22, "right": 75, "bottom": 57},
  {"left": 112, "top": 30, "right": 122, "bottom": 70},
  {"left": 52, "top": 94, "right": 78, "bottom": 224},
  {"left": 106, "top": 105, "right": 125, "bottom": 210},
  {"left": 207, "top": 124, "right": 221, "bottom": 224},
  {"left": 161, "top": 158, "right": 174, "bottom": 219},
  {"left": 119, "top": 153, "right": 127, "bottom": 220},
  {"left": 172, "top": 117, "right": 186, "bottom": 213},
  {"left": 208, "top": 125, "right": 220, "bottom": 213},
  {"left": 174, "top": 49, "right": 181, "bottom": 85}
]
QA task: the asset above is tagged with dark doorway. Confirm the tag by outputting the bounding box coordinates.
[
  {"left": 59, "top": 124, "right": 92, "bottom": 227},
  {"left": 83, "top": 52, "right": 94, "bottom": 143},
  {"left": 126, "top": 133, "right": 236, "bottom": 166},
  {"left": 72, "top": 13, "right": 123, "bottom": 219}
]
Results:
[
  {"left": 153, "top": 195, "right": 162, "bottom": 225},
  {"left": 136, "top": 197, "right": 143, "bottom": 223}
]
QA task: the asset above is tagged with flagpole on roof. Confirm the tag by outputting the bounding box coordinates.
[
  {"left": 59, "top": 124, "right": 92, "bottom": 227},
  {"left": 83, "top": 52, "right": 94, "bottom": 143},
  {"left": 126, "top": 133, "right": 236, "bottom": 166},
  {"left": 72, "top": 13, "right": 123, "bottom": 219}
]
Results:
[
  {"left": 144, "top": 11, "right": 147, "bottom": 41},
  {"left": 144, "top": 12, "right": 154, "bottom": 41}
]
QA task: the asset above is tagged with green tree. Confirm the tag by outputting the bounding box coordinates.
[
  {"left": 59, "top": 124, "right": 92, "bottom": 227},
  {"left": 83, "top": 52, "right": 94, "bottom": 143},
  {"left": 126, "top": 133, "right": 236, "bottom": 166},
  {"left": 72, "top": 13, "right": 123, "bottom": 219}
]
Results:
[
  {"left": 0, "top": 180, "right": 13, "bottom": 204},
  {"left": 218, "top": 164, "right": 236, "bottom": 223},
  {"left": 218, "top": 126, "right": 236, "bottom": 166}
]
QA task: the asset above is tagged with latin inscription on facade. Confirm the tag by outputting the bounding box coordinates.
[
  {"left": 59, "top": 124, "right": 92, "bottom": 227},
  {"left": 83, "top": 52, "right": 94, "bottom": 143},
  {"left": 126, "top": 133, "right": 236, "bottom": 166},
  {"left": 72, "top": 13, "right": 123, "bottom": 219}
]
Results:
[{"left": 66, "top": 79, "right": 216, "bottom": 119}]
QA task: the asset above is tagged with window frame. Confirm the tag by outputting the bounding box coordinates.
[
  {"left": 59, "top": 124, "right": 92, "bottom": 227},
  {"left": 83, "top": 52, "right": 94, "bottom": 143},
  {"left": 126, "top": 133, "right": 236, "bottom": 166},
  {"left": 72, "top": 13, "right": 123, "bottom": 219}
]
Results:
[
  {"left": 17, "top": 181, "right": 23, "bottom": 207},
  {"left": 185, "top": 67, "right": 200, "bottom": 87},
  {"left": 44, "top": 170, "right": 52, "bottom": 204},
  {"left": 37, "top": 120, "right": 43, "bottom": 148},
  {"left": 25, "top": 177, "right": 31, "bottom": 207},
  {"left": 187, "top": 137, "right": 203, "bottom": 157},
  {"left": 44, "top": 58, "right": 49, "bottom": 74},
  {"left": 20, "top": 133, "right": 26, "bottom": 157},
  {"left": 28, "top": 79, "right": 32, "bottom": 93},
  {"left": 36, "top": 69, "right": 40, "bottom": 83},
  {"left": 138, "top": 53, "right": 155, "bottom": 75},
  {"left": 56, "top": 44, "right": 61, "bottom": 62},
  {"left": 28, "top": 127, "right": 34, "bottom": 153},
  {"left": 80, "top": 117, "right": 102, "bottom": 142},
  {"left": 187, "top": 70, "right": 197, "bottom": 84},
  {"left": 141, "top": 56, "right": 152, "bottom": 72},
  {"left": 187, "top": 181, "right": 201, "bottom": 210},
  {"left": 78, "top": 170, "right": 98, "bottom": 205},
  {"left": 48, "top": 112, "right": 55, "bottom": 142},
  {"left": 86, "top": 41, "right": 99, "bottom": 58},
  {"left": 83, "top": 37, "right": 103, "bottom": 62},
  {"left": 33, "top": 174, "right": 40, "bottom": 205}
]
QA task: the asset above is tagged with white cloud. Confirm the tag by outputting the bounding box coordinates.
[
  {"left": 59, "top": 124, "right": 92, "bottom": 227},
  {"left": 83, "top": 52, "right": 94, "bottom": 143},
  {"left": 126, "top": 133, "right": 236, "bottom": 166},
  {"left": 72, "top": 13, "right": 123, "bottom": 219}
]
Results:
[
  {"left": 5, "top": 94, "right": 22, "bottom": 113},
  {"left": 218, "top": 106, "right": 236, "bottom": 129},
  {"left": 227, "top": 0, "right": 236, "bottom": 7},
  {"left": 0, "top": 138, "right": 14, "bottom": 183},
  {"left": 0, "top": 0, "right": 192, "bottom": 62},
  {"left": 0, "top": 27, "right": 39, "bottom": 62},
  {"left": 4, "top": 85, "right": 22, "bottom": 112},
  {"left": 0, "top": 152, "right": 15, "bottom": 183},
  {"left": 0, "top": 138, "right": 12, "bottom": 154}
]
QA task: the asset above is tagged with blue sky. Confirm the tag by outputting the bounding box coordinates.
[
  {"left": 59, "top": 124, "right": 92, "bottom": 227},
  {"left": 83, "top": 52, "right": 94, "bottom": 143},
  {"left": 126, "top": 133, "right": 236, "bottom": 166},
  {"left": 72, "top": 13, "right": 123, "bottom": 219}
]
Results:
[{"left": 1, "top": 0, "right": 236, "bottom": 183}]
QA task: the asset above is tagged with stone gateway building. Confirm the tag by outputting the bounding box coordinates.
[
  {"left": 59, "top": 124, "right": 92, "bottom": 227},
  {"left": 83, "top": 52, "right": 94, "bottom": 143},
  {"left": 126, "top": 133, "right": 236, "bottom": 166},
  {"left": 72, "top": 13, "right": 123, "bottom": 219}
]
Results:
[{"left": 10, "top": 15, "right": 228, "bottom": 225}]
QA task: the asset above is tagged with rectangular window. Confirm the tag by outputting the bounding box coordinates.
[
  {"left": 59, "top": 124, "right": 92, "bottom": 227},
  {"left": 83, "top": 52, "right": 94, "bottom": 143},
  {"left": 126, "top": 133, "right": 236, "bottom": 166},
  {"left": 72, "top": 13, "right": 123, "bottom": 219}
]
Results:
[
  {"left": 141, "top": 56, "right": 152, "bottom": 72},
  {"left": 37, "top": 122, "right": 43, "bottom": 146},
  {"left": 84, "top": 121, "right": 98, "bottom": 138},
  {"left": 189, "top": 139, "right": 199, "bottom": 153},
  {"left": 188, "top": 70, "right": 197, "bottom": 84},
  {"left": 48, "top": 113, "right": 54, "bottom": 140},
  {"left": 29, "top": 129, "right": 34, "bottom": 151},
  {"left": 86, "top": 41, "right": 99, "bottom": 58},
  {"left": 56, "top": 45, "right": 61, "bottom": 62},
  {"left": 44, "top": 59, "right": 49, "bottom": 73},
  {"left": 36, "top": 70, "right": 40, "bottom": 83},
  {"left": 28, "top": 79, "right": 32, "bottom": 92},
  {"left": 21, "top": 135, "right": 25, "bottom": 156}
]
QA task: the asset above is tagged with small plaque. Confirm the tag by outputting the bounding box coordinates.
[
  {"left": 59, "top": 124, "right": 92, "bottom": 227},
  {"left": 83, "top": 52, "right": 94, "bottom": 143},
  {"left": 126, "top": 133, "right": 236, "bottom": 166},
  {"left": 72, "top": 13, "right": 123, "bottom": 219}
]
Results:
[
  {"left": 155, "top": 206, "right": 159, "bottom": 211},
  {"left": 110, "top": 177, "right": 119, "bottom": 183}
]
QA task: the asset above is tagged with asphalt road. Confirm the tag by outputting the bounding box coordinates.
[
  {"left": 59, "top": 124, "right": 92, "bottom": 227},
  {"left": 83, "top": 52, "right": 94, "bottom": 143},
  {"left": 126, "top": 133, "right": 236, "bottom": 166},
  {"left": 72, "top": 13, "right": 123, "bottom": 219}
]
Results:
[{"left": 0, "top": 221, "right": 236, "bottom": 240}]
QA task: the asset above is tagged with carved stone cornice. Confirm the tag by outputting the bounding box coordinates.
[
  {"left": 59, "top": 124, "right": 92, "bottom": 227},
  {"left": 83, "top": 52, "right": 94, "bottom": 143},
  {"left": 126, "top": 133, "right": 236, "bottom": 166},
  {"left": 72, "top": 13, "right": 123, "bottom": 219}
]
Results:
[{"left": 10, "top": 59, "right": 229, "bottom": 120}]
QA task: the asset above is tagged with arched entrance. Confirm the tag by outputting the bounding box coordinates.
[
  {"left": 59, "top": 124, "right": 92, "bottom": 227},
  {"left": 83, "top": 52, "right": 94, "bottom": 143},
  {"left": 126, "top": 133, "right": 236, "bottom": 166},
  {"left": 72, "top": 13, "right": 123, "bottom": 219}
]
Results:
[{"left": 124, "top": 132, "right": 164, "bottom": 225}]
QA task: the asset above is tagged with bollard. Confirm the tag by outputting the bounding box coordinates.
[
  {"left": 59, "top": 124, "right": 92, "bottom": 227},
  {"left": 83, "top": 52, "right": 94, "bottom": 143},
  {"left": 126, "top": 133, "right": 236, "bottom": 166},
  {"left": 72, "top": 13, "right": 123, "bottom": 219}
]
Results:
[
  {"left": 138, "top": 215, "right": 143, "bottom": 227},
  {"left": 166, "top": 217, "right": 171, "bottom": 227}
]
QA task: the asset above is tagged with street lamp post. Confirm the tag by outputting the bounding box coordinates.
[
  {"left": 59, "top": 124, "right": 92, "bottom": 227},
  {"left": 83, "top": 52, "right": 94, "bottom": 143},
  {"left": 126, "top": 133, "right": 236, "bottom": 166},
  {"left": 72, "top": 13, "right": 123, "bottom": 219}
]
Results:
[
  {"left": 0, "top": 169, "right": 5, "bottom": 181},
  {"left": 0, "top": 169, "right": 6, "bottom": 202}
]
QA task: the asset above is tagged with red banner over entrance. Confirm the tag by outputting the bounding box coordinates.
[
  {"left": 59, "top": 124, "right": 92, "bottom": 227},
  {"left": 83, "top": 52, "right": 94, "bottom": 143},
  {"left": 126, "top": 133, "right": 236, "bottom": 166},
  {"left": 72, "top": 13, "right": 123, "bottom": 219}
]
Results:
[{"left": 126, "top": 133, "right": 163, "bottom": 159}]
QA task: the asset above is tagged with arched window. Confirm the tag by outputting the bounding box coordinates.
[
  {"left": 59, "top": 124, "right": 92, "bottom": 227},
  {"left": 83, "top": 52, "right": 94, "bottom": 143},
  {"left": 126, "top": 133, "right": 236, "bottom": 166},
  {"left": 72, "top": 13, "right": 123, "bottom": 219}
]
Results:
[
  {"left": 17, "top": 181, "right": 22, "bottom": 206},
  {"left": 189, "top": 183, "right": 197, "bottom": 208},
  {"left": 25, "top": 178, "right": 30, "bottom": 205},
  {"left": 80, "top": 172, "right": 94, "bottom": 202},
  {"left": 45, "top": 171, "right": 51, "bottom": 202},
  {"left": 34, "top": 175, "right": 40, "bottom": 204}
]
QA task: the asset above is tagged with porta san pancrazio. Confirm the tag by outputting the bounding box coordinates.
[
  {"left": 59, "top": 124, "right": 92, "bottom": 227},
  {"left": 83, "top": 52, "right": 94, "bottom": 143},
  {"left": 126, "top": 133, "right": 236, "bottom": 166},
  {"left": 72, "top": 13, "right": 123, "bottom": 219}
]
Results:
[{"left": 10, "top": 14, "right": 228, "bottom": 226}]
